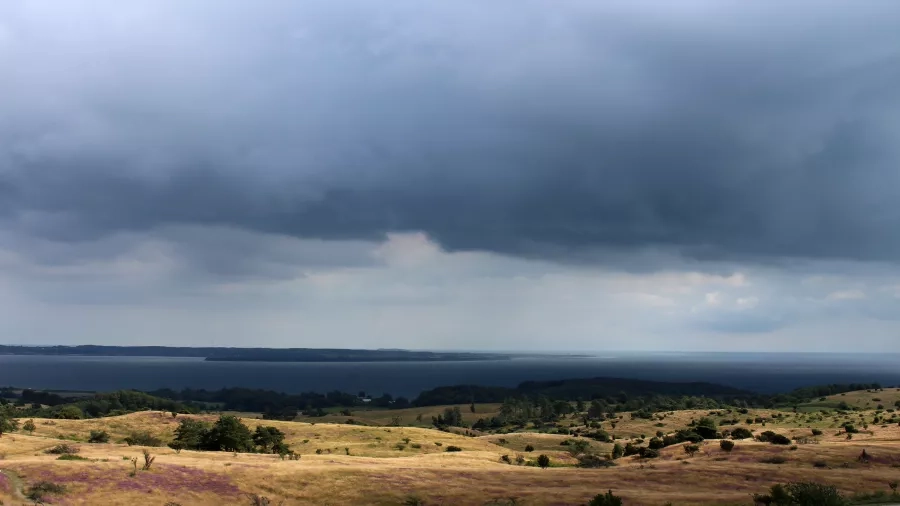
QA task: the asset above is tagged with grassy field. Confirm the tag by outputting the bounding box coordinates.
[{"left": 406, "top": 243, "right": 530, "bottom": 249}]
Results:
[
  {"left": 293, "top": 403, "right": 503, "bottom": 427},
  {"left": 2, "top": 395, "right": 900, "bottom": 505}
]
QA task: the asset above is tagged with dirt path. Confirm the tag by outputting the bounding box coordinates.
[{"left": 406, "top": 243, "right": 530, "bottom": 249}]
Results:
[{"left": 0, "top": 468, "right": 27, "bottom": 501}]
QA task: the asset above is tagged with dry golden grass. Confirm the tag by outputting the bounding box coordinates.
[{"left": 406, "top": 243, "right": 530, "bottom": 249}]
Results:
[
  {"left": 294, "top": 403, "right": 503, "bottom": 427},
  {"left": 2, "top": 396, "right": 900, "bottom": 505}
]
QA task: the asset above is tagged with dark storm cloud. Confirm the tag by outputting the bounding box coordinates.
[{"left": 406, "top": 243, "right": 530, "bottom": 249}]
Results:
[{"left": 3, "top": 0, "right": 900, "bottom": 266}]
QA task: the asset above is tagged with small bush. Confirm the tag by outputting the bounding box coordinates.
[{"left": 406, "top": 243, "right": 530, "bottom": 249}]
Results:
[
  {"left": 813, "top": 461, "right": 828, "bottom": 468},
  {"left": 760, "top": 455, "right": 788, "bottom": 464},
  {"left": 56, "top": 454, "right": 89, "bottom": 461},
  {"left": 577, "top": 454, "right": 616, "bottom": 468},
  {"left": 588, "top": 490, "right": 623, "bottom": 506},
  {"left": 88, "top": 430, "right": 110, "bottom": 444},
  {"left": 445, "top": 446, "right": 462, "bottom": 452},
  {"left": 524, "top": 444, "right": 534, "bottom": 452},
  {"left": 730, "top": 427, "right": 753, "bottom": 439},
  {"left": 719, "top": 440, "right": 735, "bottom": 452},
  {"left": 124, "top": 431, "right": 163, "bottom": 447},
  {"left": 683, "top": 444, "right": 700, "bottom": 457},
  {"left": 45, "top": 444, "right": 79, "bottom": 455},
  {"left": 842, "top": 423, "right": 859, "bottom": 434},
  {"left": 537, "top": 454, "right": 551, "bottom": 468},
  {"left": 25, "top": 481, "right": 66, "bottom": 502},
  {"left": 811, "top": 429, "right": 823, "bottom": 436},
  {"left": 757, "top": 431, "right": 791, "bottom": 445}
]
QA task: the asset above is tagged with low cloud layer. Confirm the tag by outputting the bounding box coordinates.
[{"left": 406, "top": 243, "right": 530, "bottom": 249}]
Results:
[{"left": 1, "top": 1, "right": 899, "bottom": 349}]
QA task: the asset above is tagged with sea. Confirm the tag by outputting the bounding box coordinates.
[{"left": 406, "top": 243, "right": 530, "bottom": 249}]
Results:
[{"left": 1, "top": 352, "right": 899, "bottom": 398}]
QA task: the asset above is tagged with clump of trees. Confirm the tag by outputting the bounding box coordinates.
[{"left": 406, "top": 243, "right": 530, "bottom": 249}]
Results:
[
  {"left": 432, "top": 407, "right": 464, "bottom": 428},
  {"left": 168, "top": 416, "right": 290, "bottom": 454}
]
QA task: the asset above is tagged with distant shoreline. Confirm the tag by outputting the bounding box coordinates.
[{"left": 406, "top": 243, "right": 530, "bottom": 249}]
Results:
[
  {"left": 0, "top": 344, "right": 517, "bottom": 363},
  {"left": 0, "top": 345, "right": 599, "bottom": 363}
]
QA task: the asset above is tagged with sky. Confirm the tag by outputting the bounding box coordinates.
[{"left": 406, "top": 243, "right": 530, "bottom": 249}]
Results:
[{"left": 1, "top": 1, "right": 900, "bottom": 351}]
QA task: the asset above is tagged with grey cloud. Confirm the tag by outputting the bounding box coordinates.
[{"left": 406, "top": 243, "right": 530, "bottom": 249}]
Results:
[{"left": 3, "top": 1, "right": 900, "bottom": 269}]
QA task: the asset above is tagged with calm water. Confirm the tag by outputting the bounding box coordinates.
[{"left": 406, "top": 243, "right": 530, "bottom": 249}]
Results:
[{"left": 1, "top": 353, "right": 899, "bottom": 397}]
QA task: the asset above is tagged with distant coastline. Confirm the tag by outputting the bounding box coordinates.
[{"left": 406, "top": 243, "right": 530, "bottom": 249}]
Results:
[{"left": 0, "top": 345, "right": 520, "bottom": 363}]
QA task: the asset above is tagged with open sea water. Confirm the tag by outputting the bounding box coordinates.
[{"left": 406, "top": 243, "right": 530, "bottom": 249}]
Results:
[{"left": 1, "top": 352, "right": 899, "bottom": 398}]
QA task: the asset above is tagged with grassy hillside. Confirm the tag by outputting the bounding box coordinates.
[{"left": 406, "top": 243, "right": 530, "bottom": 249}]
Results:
[{"left": 2, "top": 393, "right": 900, "bottom": 505}]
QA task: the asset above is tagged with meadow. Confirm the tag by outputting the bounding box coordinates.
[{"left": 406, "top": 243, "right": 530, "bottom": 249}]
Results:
[{"left": 1, "top": 389, "right": 900, "bottom": 505}]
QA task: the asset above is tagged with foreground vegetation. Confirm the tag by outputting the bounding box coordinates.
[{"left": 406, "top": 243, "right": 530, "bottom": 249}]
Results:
[{"left": 2, "top": 385, "right": 900, "bottom": 504}]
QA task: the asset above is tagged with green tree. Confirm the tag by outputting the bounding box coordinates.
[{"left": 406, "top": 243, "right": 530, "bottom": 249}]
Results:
[
  {"left": 203, "top": 415, "right": 253, "bottom": 452},
  {"left": 693, "top": 417, "right": 718, "bottom": 439},
  {"left": 537, "top": 454, "right": 551, "bottom": 469},
  {"left": 719, "top": 439, "right": 734, "bottom": 452},
  {"left": 173, "top": 418, "right": 211, "bottom": 450},
  {"left": 252, "top": 426, "right": 286, "bottom": 453},
  {"left": 567, "top": 439, "right": 590, "bottom": 457},
  {"left": 611, "top": 443, "right": 624, "bottom": 459},
  {"left": 55, "top": 405, "right": 83, "bottom": 420},
  {"left": 0, "top": 412, "right": 19, "bottom": 436},
  {"left": 683, "top": 443, "right": 700, "bottom": 457}
]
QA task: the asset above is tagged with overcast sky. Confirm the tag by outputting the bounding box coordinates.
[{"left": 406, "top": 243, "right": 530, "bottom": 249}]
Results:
[{"left": 2, "top": 1, "right": 900, "bottom": 351}]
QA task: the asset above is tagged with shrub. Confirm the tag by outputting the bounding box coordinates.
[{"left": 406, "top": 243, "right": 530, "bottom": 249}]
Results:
[
  {"left": 25, "top": 481, "right": 66, "bottom": 502},
  {"left": 638, "top": 447, "right": 659, "bottom": 459},
  {"left": 45, "top": 444, "right": 79, "bottom": 455},
  {"left": 56, "top": 454, "right": 89, "bottom": 461},
  {"left": 760, "top": 482, "right": 849, "bottom": 506},
  {"left": 537, "top": 454, "right": 551, "bottom": 468},
  {"left": 757, "top": 431, "right": 791, "bottom": 445},
  {"left": 124, "top": 431, "right": 163, "bottom": 447},
  {"left": 54, "top": 405, "right": 84, "bottom": 420},
  {"left": 730, "top": 427, "right": 753, "bottom": 439},
  {"left": 524, "top": 444, "right": 534, "bottom": 452},
  {"left": 811, "top": 429, "right": 823, "bottom": 436},
  {"left": 760, "top": 455, "right": 788, "bottom": 464},
  {"left": 588, "top": 490, "right": 623, "bottom": 506},
  {"left": 683, "top": 444, "right": 700, "bottom": 457},
  {"left": 88, "top": 430, "right": 110, "bottom": 444},
  {"left": 445, "top": 446, "right": 462, "bottom": 452},
  {"left": 648, "top": 437, "right": 665, "bottom": 450},
  {"left": 567, "top": 439, "right": 591, "bottom": 457},
  {"left": 611, "top": 443, "right": 624, "bottom": 459},
  {"left": 719, "top": 440, "right": 734, "bottom": 452},
  {"left": 23, "top": 419, "right": 36, "bottom": 433},
  {"left": 842, "top": 423, "right": 859, "bottom": 434},
  {"left": 813, "top": 461, "right": 828, "bottom": 468},
  {"left": 577, "top": 454, "right": 616, "bottom": 468}
]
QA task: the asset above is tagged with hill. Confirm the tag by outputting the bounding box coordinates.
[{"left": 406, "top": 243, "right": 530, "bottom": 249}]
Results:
[{"left": 2, "top": 391, "right": 900, "bottom": 505}]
